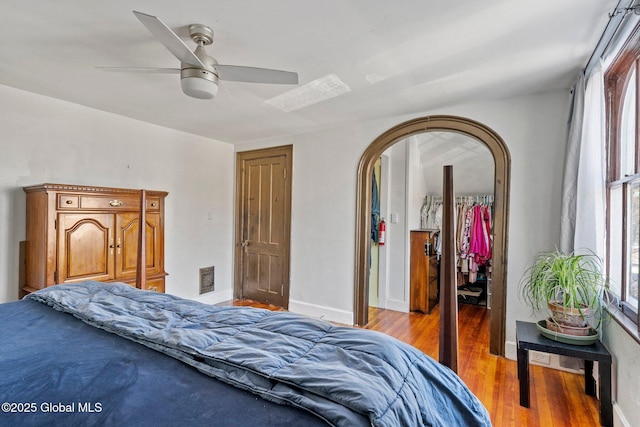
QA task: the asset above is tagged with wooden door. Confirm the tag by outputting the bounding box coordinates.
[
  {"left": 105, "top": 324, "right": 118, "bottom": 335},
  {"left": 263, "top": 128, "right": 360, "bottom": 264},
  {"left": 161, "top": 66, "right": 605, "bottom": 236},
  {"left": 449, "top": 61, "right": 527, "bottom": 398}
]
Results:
[
  {"left": 116, "top": 212, "right": 162, "bottom": 282},
  {"left": 57, "top": 213, "right": 115, "bottom": 283},
  {"left": 235, "top": 146, "right": 292, "bottom": 308}
]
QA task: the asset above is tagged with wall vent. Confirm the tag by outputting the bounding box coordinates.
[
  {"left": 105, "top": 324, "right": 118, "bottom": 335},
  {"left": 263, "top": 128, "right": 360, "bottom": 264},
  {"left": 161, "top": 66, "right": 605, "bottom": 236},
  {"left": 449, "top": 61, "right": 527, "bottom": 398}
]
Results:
[{"left": 199, "top": 266, "right": 215, "bottom": 294}]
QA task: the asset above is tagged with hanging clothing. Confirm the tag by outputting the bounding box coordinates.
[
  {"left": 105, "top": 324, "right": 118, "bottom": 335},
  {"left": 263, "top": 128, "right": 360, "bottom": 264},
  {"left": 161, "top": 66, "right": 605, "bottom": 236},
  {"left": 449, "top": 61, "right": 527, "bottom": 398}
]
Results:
[
  {"left": 422, "top": 194, "right": 493, "bottom": 285},
  {"left": 425, "top": 198, "right": 442, "bottom": 230},
  {"left": 371, "top": 171, "right": 380, "bottom": 242},
  {"left": 459, "top": 204, "right": 473, "bottom": 260},
  {"left": 468, "top": 205, "right": 491, "bottom": 266},
  {"left": 420, "top": 197, "right": 430, "bottom": 229}
]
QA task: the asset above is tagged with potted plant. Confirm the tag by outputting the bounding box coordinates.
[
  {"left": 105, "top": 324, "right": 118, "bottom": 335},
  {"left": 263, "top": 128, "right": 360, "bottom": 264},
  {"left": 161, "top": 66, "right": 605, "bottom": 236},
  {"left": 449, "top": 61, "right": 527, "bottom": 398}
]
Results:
[{"left": 520, "top": 249, "right": 615, "bottom": 337}]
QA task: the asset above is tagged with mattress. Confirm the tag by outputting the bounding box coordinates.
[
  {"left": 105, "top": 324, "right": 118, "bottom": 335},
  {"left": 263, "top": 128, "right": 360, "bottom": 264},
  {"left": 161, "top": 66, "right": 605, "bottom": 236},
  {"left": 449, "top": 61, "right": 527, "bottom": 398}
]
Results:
[
  {"left": 0, "top": 298, "right": 333, "bottom": 426},
  {"left": 2, "top": 282, "right": 491, "bottom": 426}
]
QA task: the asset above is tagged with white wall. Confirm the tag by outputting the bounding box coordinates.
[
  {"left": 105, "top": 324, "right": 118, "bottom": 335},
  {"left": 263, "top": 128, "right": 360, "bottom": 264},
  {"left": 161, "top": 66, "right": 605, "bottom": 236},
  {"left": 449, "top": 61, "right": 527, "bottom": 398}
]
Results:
[
  {"left": 406, "top": 136, "right": 429, "bottom": 230},
  {"left": 417, "top": 134, "right": 495, "bottom": 197},
  {"left": 0, "top": 82, "right": 569, "bottom": 335},
  {"left": 3, "top": 82, "right": 638, "bottom": 424},
  {"left": 603, "top": 320, "right": 640, "bottom": 427},
  {"left": 0, "top": 85, "right": 235, "bottom": 304},
  {"left": 236, "top": 90, "right": 570, "bottom": 333},
  {"left": 385, "top": 141, "right": 409, "bottom": 308}
]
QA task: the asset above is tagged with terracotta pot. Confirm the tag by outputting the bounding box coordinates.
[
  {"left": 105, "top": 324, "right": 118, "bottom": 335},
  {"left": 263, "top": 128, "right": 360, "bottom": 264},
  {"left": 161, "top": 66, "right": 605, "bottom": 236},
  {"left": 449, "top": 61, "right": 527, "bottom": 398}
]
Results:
[
  {"left": 548, "top": 301, "right": 590, "bottom": 328},
  {"left": 545, "top": 318, "right": 592, "bottom": 336}
]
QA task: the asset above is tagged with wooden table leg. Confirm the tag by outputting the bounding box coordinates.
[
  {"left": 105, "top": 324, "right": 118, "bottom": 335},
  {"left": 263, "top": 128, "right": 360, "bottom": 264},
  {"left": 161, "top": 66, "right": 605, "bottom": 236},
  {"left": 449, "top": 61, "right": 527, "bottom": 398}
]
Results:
[
  {"left": 517, "top": 346, "right": 530, "bottom": 407},
  {"left": 600, "top": 361, "right": 613, "bottom": 427}
]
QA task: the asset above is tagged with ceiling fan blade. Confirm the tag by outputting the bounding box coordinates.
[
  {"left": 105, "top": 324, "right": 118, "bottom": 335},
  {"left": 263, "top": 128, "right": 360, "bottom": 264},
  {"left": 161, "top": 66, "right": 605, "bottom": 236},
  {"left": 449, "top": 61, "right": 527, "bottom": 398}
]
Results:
[
  {"left": 132, "top": 11, "right": 204, "bottom": 68},
  {"left": 96, "top": 66, "right": 180, "bottom": 74},
  {"left": 215, "top": 65, "right": 298, "bottom": 84}
]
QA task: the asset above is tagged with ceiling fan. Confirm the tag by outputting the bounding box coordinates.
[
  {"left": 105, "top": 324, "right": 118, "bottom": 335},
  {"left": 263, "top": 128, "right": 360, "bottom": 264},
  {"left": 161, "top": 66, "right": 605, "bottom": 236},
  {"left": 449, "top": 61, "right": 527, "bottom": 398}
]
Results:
[{"left": 99, "top": 11, "right": 299, "bottom": 99}]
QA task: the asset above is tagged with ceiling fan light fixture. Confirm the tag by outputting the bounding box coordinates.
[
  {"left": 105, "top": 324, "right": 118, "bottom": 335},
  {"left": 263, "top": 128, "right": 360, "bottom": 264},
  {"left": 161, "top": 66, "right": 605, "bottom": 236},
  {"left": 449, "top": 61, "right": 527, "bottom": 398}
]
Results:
[
  {"left": 180, "top": 68, "right": 219, "bottom": 99},
  {"left": 102, "top": 12, "right": 298, "bottom": 100}
]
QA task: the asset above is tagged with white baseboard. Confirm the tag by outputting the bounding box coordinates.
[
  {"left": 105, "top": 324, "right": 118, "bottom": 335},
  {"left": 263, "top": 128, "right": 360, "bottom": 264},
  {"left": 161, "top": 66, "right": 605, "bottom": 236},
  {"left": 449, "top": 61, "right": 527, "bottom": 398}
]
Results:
[
  {"left": 505, "top": 340, "right": 517, "bottom": 360},
  {"left": 289, "top": 299, "right": 354, "bottom": 325},
  {"left": 290, "top": 298, "right": 410, "bottom": 325},
  {"left": 190, "top": 288, "right": 234, "bottom": 305},
  {"left": 384, "top": 298, "right": 409, "bottom": 313},
  {"left": 505, "top": 340, "right": 582, "bottom": 372},
  {"left": 187, "top": 292, "right": 354, "bottom": 325},
  {"left": 614, "top": 401, "right": 631, "bottom": 427}
]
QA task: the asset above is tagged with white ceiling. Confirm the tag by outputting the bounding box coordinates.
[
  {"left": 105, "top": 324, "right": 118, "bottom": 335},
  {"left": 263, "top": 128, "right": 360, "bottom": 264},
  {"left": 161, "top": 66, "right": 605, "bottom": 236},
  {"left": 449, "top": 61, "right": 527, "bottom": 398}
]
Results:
[
  {"left": 416, "top": 132, "right": 494, "bottom": 195},
  {"left": 0, "top": 0, "right": 618, "bottom": 143}
]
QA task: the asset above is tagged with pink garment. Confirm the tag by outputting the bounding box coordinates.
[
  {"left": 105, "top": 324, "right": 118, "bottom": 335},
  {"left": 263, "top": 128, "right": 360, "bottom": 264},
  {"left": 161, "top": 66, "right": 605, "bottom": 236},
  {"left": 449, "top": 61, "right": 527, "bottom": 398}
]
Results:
[
  {"left": 468, "top": 205, "right": 491, "bottom": 266},
  {"left": 482, "top": 205, "right": 492, "bottom": 261}
]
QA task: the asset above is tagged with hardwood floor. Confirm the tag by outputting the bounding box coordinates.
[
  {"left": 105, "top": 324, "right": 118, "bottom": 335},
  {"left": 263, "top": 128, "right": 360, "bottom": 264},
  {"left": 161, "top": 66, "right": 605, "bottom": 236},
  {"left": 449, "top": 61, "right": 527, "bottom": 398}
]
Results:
[{"left": 221, "top": 300, "right": 601, "bottom": 426}]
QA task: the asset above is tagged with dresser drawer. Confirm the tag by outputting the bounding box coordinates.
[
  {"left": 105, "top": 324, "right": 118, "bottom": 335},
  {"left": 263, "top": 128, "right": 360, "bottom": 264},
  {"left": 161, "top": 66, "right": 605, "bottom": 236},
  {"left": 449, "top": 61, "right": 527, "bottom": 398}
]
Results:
[
  {"left": 143, "top": 277, "right": 165, "bottom": 293},
  {"left": 121, "top": 277, "right": 165, "bottom": 293},
  {"left": 146, "top": 197, "right": 161, "bottom": 211},
  {"left": 79, "top": 195, "right": 139, "bottom": 210},
  {"left": 58, "top": 194, "right": 80, "bottom": 209},
  {"left": 58, "top": 194, "right": 161, "bottom": 211}
]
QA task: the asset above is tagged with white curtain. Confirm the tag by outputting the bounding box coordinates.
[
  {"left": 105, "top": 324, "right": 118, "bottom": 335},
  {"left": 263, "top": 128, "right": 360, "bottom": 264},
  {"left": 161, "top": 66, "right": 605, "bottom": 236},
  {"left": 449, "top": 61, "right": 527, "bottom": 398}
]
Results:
[
  {"left": 560, "top": 73, "right": 584, "bottom": 253},
  {"left": 560, "top": 62, "right": 606, "bottom": 258}
]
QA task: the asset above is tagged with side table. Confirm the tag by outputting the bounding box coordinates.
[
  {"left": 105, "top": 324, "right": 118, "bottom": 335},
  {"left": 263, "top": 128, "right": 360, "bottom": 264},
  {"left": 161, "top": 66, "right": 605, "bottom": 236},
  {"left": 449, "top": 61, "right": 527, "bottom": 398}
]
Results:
[{"left": 516, "top": 320, "right": 612, "bottom": 427}]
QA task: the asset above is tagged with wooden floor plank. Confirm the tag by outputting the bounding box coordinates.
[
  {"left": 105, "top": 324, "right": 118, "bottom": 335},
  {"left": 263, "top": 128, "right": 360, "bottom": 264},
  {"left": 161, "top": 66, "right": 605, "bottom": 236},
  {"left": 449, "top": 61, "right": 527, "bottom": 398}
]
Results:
[{"left": 219, "top": 299, "right": 601, "bottom": 426}]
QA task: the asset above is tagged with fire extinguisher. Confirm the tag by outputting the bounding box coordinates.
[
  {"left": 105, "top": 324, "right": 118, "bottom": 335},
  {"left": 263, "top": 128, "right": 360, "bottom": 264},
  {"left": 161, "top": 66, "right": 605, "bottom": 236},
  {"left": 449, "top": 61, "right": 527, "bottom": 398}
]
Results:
[{"left": 378, "top": 219, "right": 386, "bottom": 246}]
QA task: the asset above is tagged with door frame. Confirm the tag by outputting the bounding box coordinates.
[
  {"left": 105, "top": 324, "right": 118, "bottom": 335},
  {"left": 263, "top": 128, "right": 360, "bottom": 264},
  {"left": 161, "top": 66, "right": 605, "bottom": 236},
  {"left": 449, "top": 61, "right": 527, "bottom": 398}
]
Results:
[
  {"left": 233, "top": 145, "right": 293, "bottom": 308},
  {"left": 353, "top": 115, "right": 510, "bottom": 356}
]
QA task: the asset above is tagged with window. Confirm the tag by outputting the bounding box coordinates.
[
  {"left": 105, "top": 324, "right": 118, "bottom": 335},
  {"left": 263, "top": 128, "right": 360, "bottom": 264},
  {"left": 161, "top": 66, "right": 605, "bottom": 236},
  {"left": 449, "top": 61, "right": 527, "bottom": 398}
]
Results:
[{"left": 605, "top": 23, "right": 640, "bottom": 332}]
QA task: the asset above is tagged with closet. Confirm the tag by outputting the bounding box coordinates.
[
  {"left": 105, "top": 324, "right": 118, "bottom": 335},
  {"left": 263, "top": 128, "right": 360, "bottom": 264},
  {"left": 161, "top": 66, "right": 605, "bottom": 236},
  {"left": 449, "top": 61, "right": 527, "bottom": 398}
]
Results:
[
  {"left": 21, "top": 183, "right": 168, "bottom": 297},
  {"left": 455, "top": 195, "right": 493, "bottom": 307},
  {"left": 410, "top": 194, "right": 493, "bottom": 312}
]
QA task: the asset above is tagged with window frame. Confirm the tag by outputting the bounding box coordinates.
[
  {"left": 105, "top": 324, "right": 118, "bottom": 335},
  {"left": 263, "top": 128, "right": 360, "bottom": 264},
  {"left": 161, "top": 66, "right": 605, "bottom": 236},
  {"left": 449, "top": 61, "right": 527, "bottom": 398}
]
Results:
[{"left": 605, "top": 21, "right": 640, "bottom": 339}]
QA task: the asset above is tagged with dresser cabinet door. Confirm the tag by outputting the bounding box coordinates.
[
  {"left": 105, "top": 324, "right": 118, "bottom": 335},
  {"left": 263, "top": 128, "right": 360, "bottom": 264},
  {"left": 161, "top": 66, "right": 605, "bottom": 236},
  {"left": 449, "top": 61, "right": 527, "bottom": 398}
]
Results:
[
  {"left": 115, "top": 212, "right": 163, "bottom": 281},
  {"left": 57, "top": 213, "right": 115, "bottom": 283}
]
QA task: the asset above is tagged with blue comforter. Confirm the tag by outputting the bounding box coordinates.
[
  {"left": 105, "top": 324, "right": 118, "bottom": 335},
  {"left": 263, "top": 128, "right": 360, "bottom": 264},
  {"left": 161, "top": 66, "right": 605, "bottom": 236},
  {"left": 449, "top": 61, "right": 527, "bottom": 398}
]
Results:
[{"left": 27, "top": 282, "right": 491, "bottom": 426}]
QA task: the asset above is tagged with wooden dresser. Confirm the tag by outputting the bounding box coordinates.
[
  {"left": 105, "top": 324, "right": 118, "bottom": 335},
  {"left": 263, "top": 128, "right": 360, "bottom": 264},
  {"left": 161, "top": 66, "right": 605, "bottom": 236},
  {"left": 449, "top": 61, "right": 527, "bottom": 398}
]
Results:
[
  {"left": 409, "top": 229, "right": 439, "bottom": 314},
  {"left": 21, "top": 183, "right": 168, "bottom": 297}
]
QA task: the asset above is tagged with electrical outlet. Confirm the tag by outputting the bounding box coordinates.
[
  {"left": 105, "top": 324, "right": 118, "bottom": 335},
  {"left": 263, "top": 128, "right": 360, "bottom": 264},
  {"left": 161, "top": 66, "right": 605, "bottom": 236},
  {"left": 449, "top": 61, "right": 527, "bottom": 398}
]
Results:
[
  {"left": 199, "top": 266, "right": 215, "bottom": 294},
  {"left": 530, "top": 351, "right": 550, "bottom": 365}
]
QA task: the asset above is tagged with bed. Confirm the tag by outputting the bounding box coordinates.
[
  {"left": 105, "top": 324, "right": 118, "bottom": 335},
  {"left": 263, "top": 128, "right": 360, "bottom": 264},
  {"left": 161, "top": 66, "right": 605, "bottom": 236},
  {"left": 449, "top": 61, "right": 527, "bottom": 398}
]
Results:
[{"left": 0, "top": 281, "right": 491, "bottom": 426}]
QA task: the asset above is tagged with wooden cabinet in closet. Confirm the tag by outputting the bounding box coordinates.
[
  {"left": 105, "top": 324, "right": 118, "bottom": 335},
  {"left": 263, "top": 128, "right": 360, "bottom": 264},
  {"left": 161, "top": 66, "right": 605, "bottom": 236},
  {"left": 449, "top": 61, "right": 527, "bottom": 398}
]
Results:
[
  {"left": 409, "top": 230, "right": 439, "bottom": 314},
  {"left": 21, "top": 183, "right": 168, "bottom": 297}
]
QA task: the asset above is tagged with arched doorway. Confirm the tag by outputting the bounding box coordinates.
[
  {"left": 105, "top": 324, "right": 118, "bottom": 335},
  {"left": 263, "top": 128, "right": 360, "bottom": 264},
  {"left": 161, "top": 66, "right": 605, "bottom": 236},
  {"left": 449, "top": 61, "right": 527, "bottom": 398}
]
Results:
[{"left": 353, "top": 115, "right": 510, "bottom": 356}]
